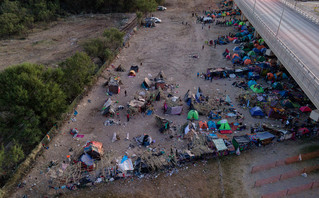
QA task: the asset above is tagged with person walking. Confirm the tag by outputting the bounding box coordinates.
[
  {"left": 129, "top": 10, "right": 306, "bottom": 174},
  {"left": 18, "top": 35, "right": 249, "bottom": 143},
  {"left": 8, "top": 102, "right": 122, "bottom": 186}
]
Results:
[
  {"left": 126, "top": 113, "right": 130, "bottom": 122},
  {"left": 197, "top": 72, "right": 200, "bottom": 77},
  {"left": 125, "top": 90, "right": 127, "bottom": 97}
]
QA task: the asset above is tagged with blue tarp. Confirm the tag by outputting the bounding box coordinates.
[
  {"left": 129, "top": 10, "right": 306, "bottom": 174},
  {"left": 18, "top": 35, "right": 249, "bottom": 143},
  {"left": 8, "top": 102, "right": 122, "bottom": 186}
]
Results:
[
  {"left": 243, "top": 56, "right": 250, "bottom": 61},
  {"left": 248, "top": 80, "right": 257, "bottom": 87},
  {"left": 250, "top": 106, "right": 265, "bottom": 117},
  {"left": 208, "top": 121, "right": 217, "bottom": 130}
]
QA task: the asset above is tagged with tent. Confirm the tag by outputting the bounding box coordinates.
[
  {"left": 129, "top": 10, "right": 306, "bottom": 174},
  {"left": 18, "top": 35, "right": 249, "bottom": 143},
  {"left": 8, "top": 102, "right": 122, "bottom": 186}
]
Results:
[
  {"left": 299, "top": 106, "right": 312, "bottom": 112},
  {"left": 107, "top": 77, "right": 120, "bottom": 94},
  {"left": 272, "top": 82, "right": 283, "bottom": 90},
  {"left": 130, "top": 65, "right": 139, "bottom": 72},
  {"left": 250, "top": 106, "right": 265, "bottom": 117},
  {"left": 243, "top": 56, "right": 250, "bottom": 61},
  {"left": 257, "top": 56, "right": 266, "bottom": 62},
  {"left": 298, "top": 127, "right": 309, "bottom": 135},
  {"left": 252, "top": 48, "right": 260, "bottom": 54},
  {"left": 217, "top": 119, "right": 232, "bottom": 134},
  {"left": 155, "top": 71, "right": 166, "bottom": 81},
  {"left": 83, "top": 141, "right": 104, "bottom": 160},
  {"left": 244, "top": 59, "right": 252, "bottom": 65},
  {"left": 281, "top": 99, "right": 294, "bottom": 108},
  {"left": 199, "top": 121, "right": 208, "bottom": 130},
  {"left": 208, "top": 120, "right": 217, "bottom": 130},
  {"left": 115, "top": 65, "right": 125, "bottom": 72},
  {"left": 232, "top": 56, "right": 241, "bottom": 64},
  {"left": 248, "top": 80, "right": 257, "bottom": 88},
  {"left": 255, "top": 132, "right": 275, "bottom": 145},
  {"left": 279, "top": 90, "right": 289, "bottom": 97},
  {"left": 250, "top": 84, "right": 264, "bottom": 93},
  {"left": 128, "top": 70, "right": 136, "bottom": 76},
  {"left": 233, "top": 46, "right": 243, "bottom": 54},
  {"left": 187, "top": 110, "right": 199, "bottom": 120},
  {"left": 141, "top": 78, "right": 152, "bottom": 89},
  {"left": 102, "top": 98, "right": 116, "bottom": 115},
  {"left": 117, "top": 155, "right": 134, "bottom": 177},
  {"left": 232, "top": 135, "right": 251, "bottom": 151},
  {"left": 247, "top": 51, "right": 256, "bottom": 57}
]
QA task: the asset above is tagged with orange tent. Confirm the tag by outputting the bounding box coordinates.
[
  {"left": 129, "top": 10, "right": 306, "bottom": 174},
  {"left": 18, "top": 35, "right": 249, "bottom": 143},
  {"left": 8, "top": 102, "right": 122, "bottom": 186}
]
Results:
[
  {"left": 232, "top": 53, "right": 239, "bottom": 59},
  {"left": 199, "top": 121, "right": 208, "bottom": 130},
  {"left": 266, "top": 73, "right": 274, "bottom": 80},
  {"left": 244, "top": 59, "right": 252, "bottom": 65},
  {"left": 257, "top": 45, "right": 265, "bottom": 50}
]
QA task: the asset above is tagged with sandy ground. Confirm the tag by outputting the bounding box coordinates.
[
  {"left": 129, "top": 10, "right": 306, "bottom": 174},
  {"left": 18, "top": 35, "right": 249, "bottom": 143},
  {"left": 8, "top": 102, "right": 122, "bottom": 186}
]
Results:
[
  {"left": 9, "top": 0, "right": 319, "bottom": 197},
  {"left": 0, "top": 13, "right": 134, "bottom": 70}
]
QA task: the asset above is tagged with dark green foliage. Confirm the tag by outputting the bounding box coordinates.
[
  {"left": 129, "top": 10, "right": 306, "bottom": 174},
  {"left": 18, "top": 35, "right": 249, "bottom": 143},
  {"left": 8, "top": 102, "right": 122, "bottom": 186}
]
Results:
[
  {"left": 0, "top": 0, "right": 160, "bottom": 37},
  {"left": 59, "top": 52, "right": 97, "bottom": 100},
  {"left": 82, "top": 27, "right": 124, "bottom": 62}
]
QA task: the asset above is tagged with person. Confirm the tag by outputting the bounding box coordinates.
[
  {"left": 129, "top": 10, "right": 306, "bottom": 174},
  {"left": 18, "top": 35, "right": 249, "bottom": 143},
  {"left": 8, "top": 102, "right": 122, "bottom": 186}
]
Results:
[
  {"left": 202, "top": 45, "right": 204, "bottom": 50},
  {"left": 124, "top": 90, "right": 127, "bottom": 97},
  {"left": 197, "top": 72, "right": 199, "bottom": 77},
  {"left": 127, "top": 113, "right": 130, "bottom": 122}
]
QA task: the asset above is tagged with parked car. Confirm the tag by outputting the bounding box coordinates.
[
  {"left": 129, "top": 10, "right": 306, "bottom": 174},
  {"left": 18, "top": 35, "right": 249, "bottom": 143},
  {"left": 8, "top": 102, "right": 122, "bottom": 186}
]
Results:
[
  {"left": 157, "top": 6, "right": 167, "bottom": 11},
  {"left": 150, "top": 17, "right": 161, "bottom": 23}
]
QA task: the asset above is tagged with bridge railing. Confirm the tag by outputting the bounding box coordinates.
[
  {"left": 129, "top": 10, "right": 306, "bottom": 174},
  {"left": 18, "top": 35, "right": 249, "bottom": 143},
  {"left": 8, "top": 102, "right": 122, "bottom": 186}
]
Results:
[
  {"left": 234, "top": 0, "right": 319, "bottom": 109},
  {"left": 280, "top": 0, "right": 319, "bottom": 25}
]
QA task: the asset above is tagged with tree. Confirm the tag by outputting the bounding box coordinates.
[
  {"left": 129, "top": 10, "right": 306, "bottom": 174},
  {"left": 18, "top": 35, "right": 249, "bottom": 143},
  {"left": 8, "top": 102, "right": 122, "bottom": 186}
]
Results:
[
  {"left": 7, "top": 140, "right": 24, "bottom": 167},
  {"left": 59, "top": 52, "right": 96, "bottom": 100},
  {"left": 135, "top": 0, "right": 157, "bottom": 13},
  {"left": 103, "top": 27, "right": 125, "bottom": 50}
]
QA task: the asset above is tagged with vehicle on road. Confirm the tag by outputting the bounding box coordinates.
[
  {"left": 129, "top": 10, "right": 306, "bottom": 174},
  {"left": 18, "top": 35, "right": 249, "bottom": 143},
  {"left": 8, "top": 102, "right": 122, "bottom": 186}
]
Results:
[{"left": 157, "top": 6, "right": 167, "bottom": 11}]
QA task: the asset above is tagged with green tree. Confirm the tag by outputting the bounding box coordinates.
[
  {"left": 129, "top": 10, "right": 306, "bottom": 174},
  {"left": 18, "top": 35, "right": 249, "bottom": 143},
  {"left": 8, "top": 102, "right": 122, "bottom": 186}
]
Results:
[
  {"left": 7, "top": 140, "right": 24, "bottom": 167},
  {"left": 135, "top": 0, "right": 157, "bottom": 13},
  {"left": 0, "top": 145, "right": 4, "bottom": 174},
  {"left": 59, "top": 52, "right": 96, "bottom": 100},
  {"left": 103, "top": 27, "right": 125, "bottom": 50}
]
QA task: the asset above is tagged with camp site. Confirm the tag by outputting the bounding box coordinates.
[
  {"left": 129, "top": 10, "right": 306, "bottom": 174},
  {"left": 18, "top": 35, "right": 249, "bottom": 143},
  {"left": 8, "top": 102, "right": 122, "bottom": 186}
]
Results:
[{"left": 1, "top": 0, "right": 319, "bottom": 197}]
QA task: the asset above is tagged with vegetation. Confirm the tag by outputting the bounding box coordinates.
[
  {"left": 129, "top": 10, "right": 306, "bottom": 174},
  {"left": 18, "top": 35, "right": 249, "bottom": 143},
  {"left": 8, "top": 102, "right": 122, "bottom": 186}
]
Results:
[{"left": 0, "top": 0, "right": 161, "bottom": 38}]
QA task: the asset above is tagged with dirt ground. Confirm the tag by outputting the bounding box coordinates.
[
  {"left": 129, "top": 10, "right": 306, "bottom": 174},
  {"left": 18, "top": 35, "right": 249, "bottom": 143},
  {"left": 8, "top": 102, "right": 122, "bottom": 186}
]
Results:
[
  {"left": 9, "top": 0, "right": 319, "bottom": 197},
  {"left": 0, "top": 13, "right": 134, "bottom": 70}
]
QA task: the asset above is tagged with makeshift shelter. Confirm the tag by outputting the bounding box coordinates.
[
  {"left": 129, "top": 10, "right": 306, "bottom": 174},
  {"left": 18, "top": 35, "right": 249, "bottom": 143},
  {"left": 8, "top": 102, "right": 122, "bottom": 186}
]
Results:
[
  {"left": 117, "top": 156, "right": 134, "bottom": 177},
  {"left": 247, "top": 51, "right": 256, "bottom": 57},
  {"left": 217, "top": 119, "right": 232, "bottom": 134},
  {"left": 257, "top": 56, "right": 266, "bottom": 62},
  {"left": 299, "top": 106, "right": 312, "bottom": 112},
  {"left": 255, "top": 132, "right": 275, "bottom": 145},
  {"left": 130, "top": 65, "right": 139, "bottom": 72},
  {"left": 265, "top": 106, "right": 286, "bottom": 119},
  {"left": 248, "top": 72, "right": 260, "bottom": 80},
  {"left": 107, "top": 77, "right": 120, "bottom": 94},
  {"left": 155, "top": 71, "right": 166, "bottom": 81},
  {"left": 115, "top": 65, "right": 125, "bottom": 72},
  {"left": 79, "top": 153, "right": 95, "bottom": 171},
  {"left": 187, "top": 110, "right": 199, "bottom": 120},
  {"left": 164, "top": 98, "right": 183, "bottom": 115},
  {"left": 232, "top": 135, "right": 251, "bottom": 151},
  {"left": 272, "top": 82, "right": 283, "bottom": 90},
  {"left": 102, "top": 98, "right": 116, "bottom": 115},
  {"left": 250, "top": 84, "right": 264, "bottom": 93},
  {"left": 250, "top": 106, "right": 265, "bottom": 117},
  {"left": 141, "top": 78, "right": 152, "bottom": 89},
  {"left": 244, "top": 59, "right": 252, "bottom": 65},
  {"left": 212, "top": 139, "right": 228, "bottom": 156},
  {"left": 297, "top": 128, "right": 310, "bottom": 136},
  {"left": 155, "top": 80, "right": 165, "bottom": 89},
  {"left": 155, "top": 115, "right": 171, "bottom": 133},
  {"left": 281, "top": 99, "right": 294, "bottom": 108},
  {"left": 83, "top": 141, "right": 104, "bottom": 160},
  {"left": 248, "top": 80, "right": 257, "bottom": 88}
]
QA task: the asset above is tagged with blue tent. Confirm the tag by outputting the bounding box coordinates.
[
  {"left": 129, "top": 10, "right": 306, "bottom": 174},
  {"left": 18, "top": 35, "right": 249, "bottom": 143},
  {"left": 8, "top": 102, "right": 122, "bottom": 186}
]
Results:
[
  {"left": 241, "top": 26, "right": 248, "bottom": 30},
  {"left": 279, "top": 90, "right": 289, "bottom": 97},
  {"left": 243, "top": 56, "right": 250, "bottom": 61},
  {"left": 248, "top": 80, "right": 257, "bottom": 87},
  {"left": 232, "top": 56, "right": 241, "bottom": 64},
  {"left": 233, "top": 46, "right": 243, "bottom": 53},
  {"left": 250, "top": 106, "right": 264, "bottom": 117},
  {"left": 282, "top": 73, "right": 288, "bottom": 79},
  {"left": 248, "top": 72, "right": 260, "bottom": 80},
  {"left": 252, "top": 48, "right": 260, "bottom": 54},
  {"left": 208, "top": 121, "right": 217, "bottom": 130},
  {"left": 260, "top": 48, "right": 267, "bottom": 54}
]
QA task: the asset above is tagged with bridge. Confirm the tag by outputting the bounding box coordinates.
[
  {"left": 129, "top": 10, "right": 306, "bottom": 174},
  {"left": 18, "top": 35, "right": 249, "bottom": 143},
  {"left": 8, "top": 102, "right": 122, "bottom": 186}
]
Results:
[{"left": 234, "top": 0, "right": 319, "bottom": 109}]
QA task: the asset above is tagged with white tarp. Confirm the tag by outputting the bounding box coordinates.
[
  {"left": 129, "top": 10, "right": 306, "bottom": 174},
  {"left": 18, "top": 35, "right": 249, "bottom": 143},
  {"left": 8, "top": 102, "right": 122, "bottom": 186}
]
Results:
[{"left": 212, "top": 139, "right": 228, "bottom": 151}]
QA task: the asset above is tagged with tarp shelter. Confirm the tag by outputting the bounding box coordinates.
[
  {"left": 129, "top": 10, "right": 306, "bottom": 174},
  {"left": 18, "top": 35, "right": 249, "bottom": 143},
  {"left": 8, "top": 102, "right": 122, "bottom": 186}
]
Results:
[
  {"left": 250, "top": 106, "right": 265, "bottom": 117},
  {"left": 79, "top": 153, "right": 95, "bottom": 170},
  {"left": 255, "top": 132, "right": 275, "bottom": 145},
  {"left": 208, "top": 120, "right": 217, "bottom": 130},
  {"left": 217, "top": 119, "right": 232, "bottom": 134},
  {"left": 272, "top": 82, "right": 283, "bottom": 90},
  {"left": 232, "top": 135, "right": 251, "bottom": 151},
  {"left": 250, "top": 84, "right": 264, "bottom": 93},
  {"left": 128, "top": 70, "right": 136, "bottom": 76},
  {"left": 281, "top": 99, "right": 294, "bottom": 108},
  {"left": 130, "top": 65, "right": 139, "bottom": 72},
  {"left": 248, "top": 72, "right": 260, "bottom": 80},
  {"left": 107, "top": 77, "right": 120, "bottom": 94},
  {"left": 248, "top": 80, "right": 257, "bottom": 88},
  {"left": 187, "top": 110, "right": 199, "bottom": 120},
  {"left": 141, "top": 78, "right": 152, "bottom": 89},
  {"left": 83, "top": 141, "right": 104, "bottom": 160},
  {"left": 117, "top": 155, "right": 134, "bottom": 177},
  {"left": 299, "top": 106, "right": 312, "bottom": 112},
  {"left": 115, "top": 65, "right": 125, "bottom": 72},
  {"left": 212, "top": 139, "right": 228, "bottom": 151},
  {"left": 155, "top": 71, "right": 166, "bottom": 81},
  {"left": 102, "top": 98, "right": 116, "bottom": 115},
  {"left": 165, "top": 104, "right": 183, "bottom": 115}
]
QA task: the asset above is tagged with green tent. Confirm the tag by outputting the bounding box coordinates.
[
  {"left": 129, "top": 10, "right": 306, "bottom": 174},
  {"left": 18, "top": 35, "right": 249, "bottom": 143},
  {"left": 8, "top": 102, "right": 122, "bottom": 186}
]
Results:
[
  {"left": 239, "top": 22, "right": 244, "bottom": 26},
  {"left": 187, "top": 110, "right": 199, "bottom": 120},
  {"left": 250, "top": 84, "right": 264, "bottom": 93},
  {"left": 217, "top": 119, "right": 231, "bottom": 130},
  {"left": 258, "top": 38, "right": 264, "bottom": 44},
  {"left": 257, "top": 56, "right": 266, "bottom": 62},
  {"left": 247, "top": 51, "right": 256, "bottom": 57},
  {"left": 248, "top": 42, "right": 254, "bottom": 49}
]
